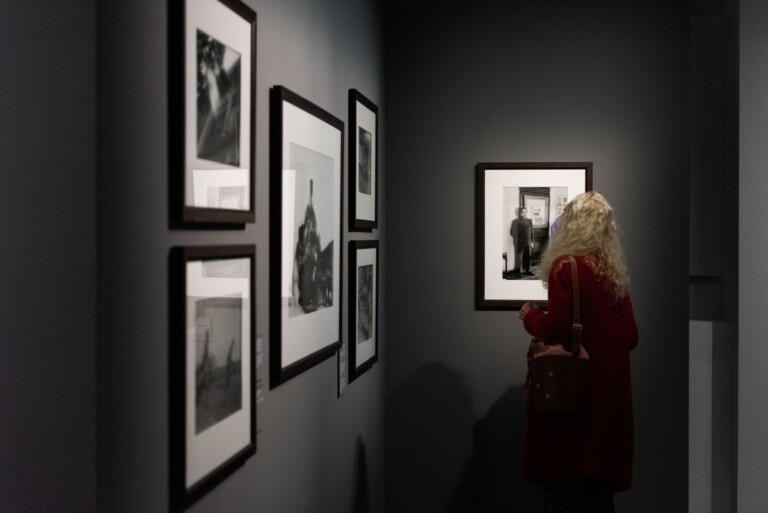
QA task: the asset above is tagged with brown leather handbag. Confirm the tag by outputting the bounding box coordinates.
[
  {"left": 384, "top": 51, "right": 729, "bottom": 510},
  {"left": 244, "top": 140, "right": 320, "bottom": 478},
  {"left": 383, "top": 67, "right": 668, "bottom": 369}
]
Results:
[{"left": 526, "top": 258, "right": 590, "bottom": 415}]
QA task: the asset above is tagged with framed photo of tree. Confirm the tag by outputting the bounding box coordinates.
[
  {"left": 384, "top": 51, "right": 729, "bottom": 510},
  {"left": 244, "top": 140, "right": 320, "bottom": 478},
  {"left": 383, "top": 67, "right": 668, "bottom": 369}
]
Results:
[
  {"left": 348, "top": 89, "right": 378, "bottom": 231},
  {"left": 475, "top": 162, "right": 592, "bottom": 310},
  {"left": 348, "top": 240, "right": 379, "bottom": 382},
  {"left": 170, "top": 245, "right": 256, "bottom": 509},
  {"left": 269, "top": 85, "right": 343, "bottom": 388},
  {"left": 170, "top": 0, "right": 256, "bottom": 225}
]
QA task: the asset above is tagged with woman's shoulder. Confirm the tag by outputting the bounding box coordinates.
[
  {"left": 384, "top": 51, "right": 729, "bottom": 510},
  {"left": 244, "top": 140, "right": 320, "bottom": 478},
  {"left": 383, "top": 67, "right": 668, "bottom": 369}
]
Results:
[
  {"left": 551, "top": 254, "right": 600, "bottom": 278},
  {"left": 551, "top": 254, "right": 588, "bottom": 268},
  {"left": 552, "top": 254, "right": 573, "bottom": 266},
  {"left": 550, "top": 255, "right": 575, "bottom": 277}
]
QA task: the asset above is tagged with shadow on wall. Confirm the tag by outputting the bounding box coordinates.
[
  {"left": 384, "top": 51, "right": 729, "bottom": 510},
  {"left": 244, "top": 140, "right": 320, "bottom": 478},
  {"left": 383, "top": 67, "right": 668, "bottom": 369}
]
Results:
[
  {"left": 387, "top": 364, "right": 475, "bottom": 513},
  {"left": 446, "top": 385, "right": 540, "bottom": 513},
  {"left": 387, "top": 365, "right": 540, "bottom": 513},
  {"left": 387, "top": 364, "right": 541, "bottom": 513},
  {"left": 352, "top": 435, "right": 370, "bottom": 513}
]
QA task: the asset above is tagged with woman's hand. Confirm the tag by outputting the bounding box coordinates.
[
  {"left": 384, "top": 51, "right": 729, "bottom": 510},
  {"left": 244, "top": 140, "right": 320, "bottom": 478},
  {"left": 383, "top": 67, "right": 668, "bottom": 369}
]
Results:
[{"left": 519, "top": 302, "right": 535, "bottom": 320}]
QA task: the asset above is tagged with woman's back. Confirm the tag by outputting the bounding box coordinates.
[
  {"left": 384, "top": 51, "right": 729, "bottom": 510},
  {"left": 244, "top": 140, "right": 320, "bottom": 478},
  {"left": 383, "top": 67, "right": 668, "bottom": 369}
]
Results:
[{"left": 521, "top": 254, "right": 638, "bottom": 491}]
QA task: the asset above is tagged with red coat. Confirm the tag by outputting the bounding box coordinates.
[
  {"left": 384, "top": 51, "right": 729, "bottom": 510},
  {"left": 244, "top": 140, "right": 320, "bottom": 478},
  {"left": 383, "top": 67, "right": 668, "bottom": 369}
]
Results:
[{"left": 522, "top": 255, "right": 638, "bottom": 490}]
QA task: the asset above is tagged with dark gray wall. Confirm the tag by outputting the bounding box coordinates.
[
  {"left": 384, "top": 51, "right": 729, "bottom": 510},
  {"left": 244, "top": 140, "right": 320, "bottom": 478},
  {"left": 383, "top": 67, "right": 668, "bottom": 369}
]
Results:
[
  {"left": 689, "top": 0, "right": 739, "bottom": 324},
  {"left": 96, "top": 0, "right": 385, "bottom": 512},
  {"left": 384, "top": 1, "right": 690, "bottom": 512},
  {"left": 17, "top": 0, "right": 768, "bottom": 510},
  {"left": 690, "top": 2, "right": 739, "bottom": 511},
  {"left": 0, "top": 1, "right": 97, "bottom": 512},
  {"left": 739, "top": 1, "right": 768, "bottom": 510}
]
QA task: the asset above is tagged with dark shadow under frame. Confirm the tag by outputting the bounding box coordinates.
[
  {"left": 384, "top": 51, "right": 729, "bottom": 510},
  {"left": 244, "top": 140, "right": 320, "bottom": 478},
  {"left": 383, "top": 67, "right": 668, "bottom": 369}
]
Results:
[
  {"left": 269, "top": 85, "right": 344, "bottom": 389},
  {"left": 169, "top": 244, "right": 256, "bottom": 510}
]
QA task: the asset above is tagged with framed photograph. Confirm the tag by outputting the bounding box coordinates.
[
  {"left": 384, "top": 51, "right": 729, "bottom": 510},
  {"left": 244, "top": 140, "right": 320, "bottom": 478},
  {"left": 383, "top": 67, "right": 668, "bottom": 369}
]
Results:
[
  {"left": 269, "top": 85, "right": 343, "bottom": 388},
  {"left": 348, "top": 240, "right": 379, "bottom": 382},
  {"left": 170, "top": 0, "right": 256, "bottom": 224},
  {"left": 170, "top": 245, "right": 256, "bottom": 509},
  {"left": 348, "top": 89, "right": 378, "bottom": 231},
  {"left": 475, "top": 162, "right": 593, "bottom": 310}
]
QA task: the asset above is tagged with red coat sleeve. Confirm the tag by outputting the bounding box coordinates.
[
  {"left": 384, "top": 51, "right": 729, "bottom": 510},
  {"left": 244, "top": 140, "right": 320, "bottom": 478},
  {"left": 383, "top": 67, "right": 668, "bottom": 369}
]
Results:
[{"left": 523, "top": 259, "right": 573, "bottom": 344}]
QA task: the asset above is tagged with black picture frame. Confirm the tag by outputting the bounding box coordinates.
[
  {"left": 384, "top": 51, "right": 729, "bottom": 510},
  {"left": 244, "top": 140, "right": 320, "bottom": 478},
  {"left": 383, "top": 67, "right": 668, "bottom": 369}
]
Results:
[
  {"left": 169, "top": 244, "right": 256, "bottom": 509},
  {"left": 348, "top": 89, "right": 378, "bottom": 231},
  {"left": 348, "top": 240, "right": 379, "bottom": 382},
  {"left": 475, "top": 162, "right": 593, "bottom": 310},
  {"left": 170, "top": 0, "right": 257, "bottom": 225},
  {"left": 269, "top": 85, "right": 343, "bottom": 389}
]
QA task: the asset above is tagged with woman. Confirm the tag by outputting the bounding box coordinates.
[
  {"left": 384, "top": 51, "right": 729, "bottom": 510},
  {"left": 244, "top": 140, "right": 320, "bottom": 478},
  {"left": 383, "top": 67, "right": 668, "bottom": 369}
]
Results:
[{"left": 519, "top": 192, "right": 638, "bottom": 513}]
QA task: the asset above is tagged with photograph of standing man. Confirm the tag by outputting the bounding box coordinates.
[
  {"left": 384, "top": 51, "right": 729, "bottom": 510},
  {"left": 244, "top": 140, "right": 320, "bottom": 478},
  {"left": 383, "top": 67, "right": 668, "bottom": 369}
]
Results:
[{"left": 510, "top": 206, "right": 534, "bottom": 276}]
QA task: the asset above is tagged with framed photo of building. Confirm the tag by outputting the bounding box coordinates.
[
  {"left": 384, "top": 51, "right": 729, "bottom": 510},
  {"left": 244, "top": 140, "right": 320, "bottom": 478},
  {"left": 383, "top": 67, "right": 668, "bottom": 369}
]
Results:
[
  {"left": 475, "top": 162, "right": 592, "bottom": 310},
  {"left": 348, "top": 89, "right": 378, "bottom": 231},
  {"left": 348, "top": 240, "right": 379, "bottom": 382},
  {"left": 269, "top": 85, "right": 343, "bottom": 388},
  {"left": 170, "top": 0, "right": 256, "bottom": 224},
  {"left": 170, "top": 245, "right": 256, "bottom": 509}
]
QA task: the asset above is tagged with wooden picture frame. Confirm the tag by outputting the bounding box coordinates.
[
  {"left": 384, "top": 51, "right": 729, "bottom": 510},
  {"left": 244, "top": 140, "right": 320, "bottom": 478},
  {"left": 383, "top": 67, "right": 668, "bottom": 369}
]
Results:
[
  {"left": 170, "top": 0, "right": 256, "bottom": 225},
  {"left": 170, "top": 245, "right": 256, "bottom": 509},
  {"left": 348, "top": 240, "right": 379, "bottom": 382},
  {"left": 348, "top": 89, "right": 378, "bottom": 231},
  {"left": 475, "top": 162, "right": 593, "bottom": 310},
  {"left": 269, "top": 85, "right": 343, "bottom": 388}
]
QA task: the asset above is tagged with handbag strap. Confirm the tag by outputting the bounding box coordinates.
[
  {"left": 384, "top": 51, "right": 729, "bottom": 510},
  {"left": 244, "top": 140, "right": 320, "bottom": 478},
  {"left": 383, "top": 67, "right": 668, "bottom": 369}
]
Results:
[{"left": 570, "top": 257, "right": 583, "bottom": 356}]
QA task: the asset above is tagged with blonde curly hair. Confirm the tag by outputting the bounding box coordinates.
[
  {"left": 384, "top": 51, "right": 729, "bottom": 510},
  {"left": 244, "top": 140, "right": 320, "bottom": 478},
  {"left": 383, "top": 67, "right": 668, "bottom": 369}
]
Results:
[{"left": 536, "top": 191, "right": 630, "bottom": 301}]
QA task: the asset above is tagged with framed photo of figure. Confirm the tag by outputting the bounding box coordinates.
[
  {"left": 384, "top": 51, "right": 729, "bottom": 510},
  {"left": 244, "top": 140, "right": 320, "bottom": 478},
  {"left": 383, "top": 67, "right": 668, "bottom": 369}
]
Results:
[
  {"left": 170, "top": 0, "right": 256, "bottom": 225},
  {"left": 348, "top": 89, "right": 378, "bottom": 231},
  {"left": 348, "top": 240, "right": 379, "bottom": 382},
  {"left": 475, "top": 162, "right": 593, "bottom": 310},
  {"left": 169, "top": 245, "right": 256, "bottom": 509},
  {"left": 269, "top": 85, "right": 343, "bottom": 389}
]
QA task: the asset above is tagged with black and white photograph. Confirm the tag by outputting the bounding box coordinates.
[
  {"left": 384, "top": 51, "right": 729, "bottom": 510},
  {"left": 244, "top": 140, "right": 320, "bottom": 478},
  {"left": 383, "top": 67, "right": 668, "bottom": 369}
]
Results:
[
  {"left": 270, "top": 85, "right": 343, "bottom": 389},
  {"left": 170, "top": 245, "right": 256, "bottom": 509},
  {"left": 288, "top": 143, "right": 336, "bottom": 319},
  {"left": 348, "top": 240, "right": 379, "bottom": 383},
  {"left": 349, "top": 89, "right": 378, "bottom": 230},
  {"left": 193, "top": 296, "right": 243, "bottom": 434},
  {"left": 173, "top": 0, "right": 256, "bottom": 224},
  {"left": 502, "top": 186, "right": 568, "bottom": 281},
  {"left": 196, "top": 30, "right": 241, "bottom": 166},
  {"left": 357, "top": 264, "right": 374, "bottom": 342},
  {"left": 476, "top": 162, "right": 592, "bottom": 310},
  {"left": 358, "top": 127, "right": 372, "bottom": 195}
]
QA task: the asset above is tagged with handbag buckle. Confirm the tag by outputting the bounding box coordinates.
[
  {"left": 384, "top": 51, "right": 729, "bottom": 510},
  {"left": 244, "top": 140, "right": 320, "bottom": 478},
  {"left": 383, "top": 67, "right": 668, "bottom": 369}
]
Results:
[{"left": 571, "top": 323, "right": 583, "bottom": 337}]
